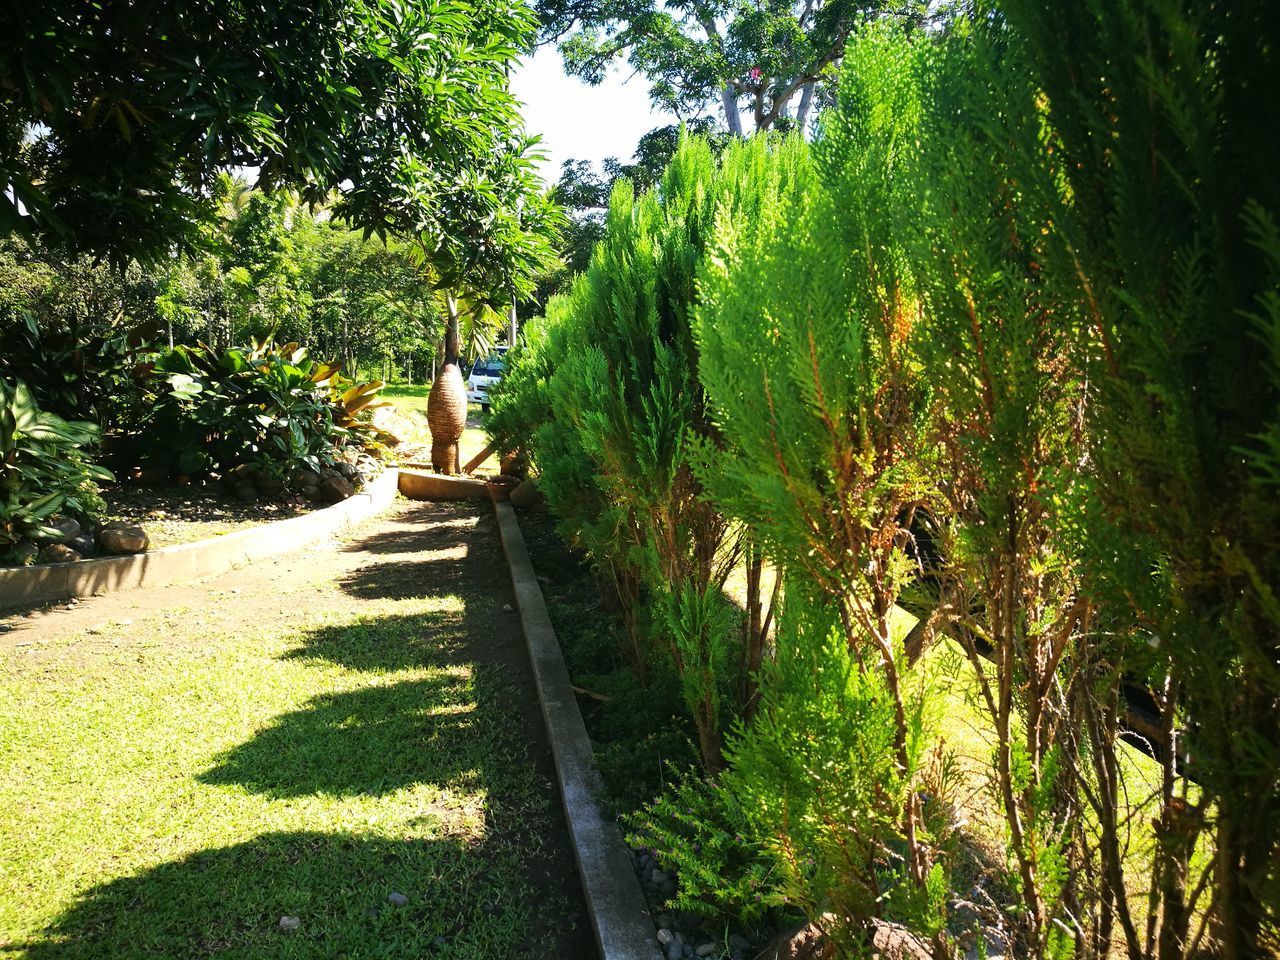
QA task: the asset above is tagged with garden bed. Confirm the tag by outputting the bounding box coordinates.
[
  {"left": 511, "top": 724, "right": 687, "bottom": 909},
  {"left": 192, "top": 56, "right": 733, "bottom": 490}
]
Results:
[
  {"left": 0, "top": 470, "right": 399, "bottom": 611},
  {"left": 98, "top": 483, "right": 315, "bottom": 549},
  {"left": 517, "top": 510, "right": 787, "bottom": 960}
]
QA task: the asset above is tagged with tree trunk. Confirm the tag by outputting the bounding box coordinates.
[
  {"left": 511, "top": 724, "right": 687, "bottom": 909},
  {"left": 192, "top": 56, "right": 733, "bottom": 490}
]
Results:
[
  {"left": 796, "top": 82, "right": 816, "bottom": 132},
  {"left": 428, "top": 294, "right": 467, "bottom": 474},
  {"left": 507, "top": 296, "right": 518, "bottom": 347},
  {"left": 721, "top": 84, "right": 744, "bottom": 136}
]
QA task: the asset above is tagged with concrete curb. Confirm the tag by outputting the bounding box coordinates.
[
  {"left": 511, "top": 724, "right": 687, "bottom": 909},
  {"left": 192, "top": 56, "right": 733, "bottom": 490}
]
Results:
[
  {"left": 494, "top": 501, "right": 662, "bottom": 960},
  {"left": 1, "top": 468, "right": 400, "bottom": 611},
  {"left": 398, "top": 468, "right": 489, "bottom": 501}
]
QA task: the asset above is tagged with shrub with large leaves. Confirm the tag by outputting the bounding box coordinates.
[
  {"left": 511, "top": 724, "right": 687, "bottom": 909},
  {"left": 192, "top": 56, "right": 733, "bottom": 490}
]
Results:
[
  {"left": 1, "top": 379, "right": 111, "bottom": 552},
  {"left": 142, "top": 341, "right": 388, "bottom": 480}
]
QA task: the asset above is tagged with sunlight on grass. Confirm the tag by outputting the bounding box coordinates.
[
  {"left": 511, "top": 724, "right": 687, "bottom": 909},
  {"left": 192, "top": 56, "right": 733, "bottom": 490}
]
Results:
[
  {"left": 382, "top": 384, "right": 492, "bottom": 470},
  {"left": 0, "top": 585, "right": 566, "bottom": 957}
]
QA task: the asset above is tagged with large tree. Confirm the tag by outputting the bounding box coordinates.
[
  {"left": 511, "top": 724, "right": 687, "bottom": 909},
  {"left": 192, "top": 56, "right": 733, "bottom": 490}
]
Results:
[
  {"left": 536, "top": 0, "right": 927, "bottom": 135},
  {"left": 0, "top": 0, "right": 541, "bottom": 265}
]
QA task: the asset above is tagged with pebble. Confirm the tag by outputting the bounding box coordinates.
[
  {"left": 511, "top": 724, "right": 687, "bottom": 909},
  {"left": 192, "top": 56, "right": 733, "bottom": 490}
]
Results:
[
  {"left": 0, "top": 624, "right": 11, "bottom": 633},
  {"left": 696, "top": 946, "right": 716, "bottom": 957},
  {"left": 657, "top": 928, "right": 675, "bottom": 946},
  {"left": 388, "top": 891, "right": 409, "bottom": 907},
  {"left": 666, "top": 944, "right": 683, "bottom": 960},
  {"left": 278, "top": 915, "right": 301, "bottom": 931},
  {"left": 502, "top": 603, "right": 514, "bottom": 612}
]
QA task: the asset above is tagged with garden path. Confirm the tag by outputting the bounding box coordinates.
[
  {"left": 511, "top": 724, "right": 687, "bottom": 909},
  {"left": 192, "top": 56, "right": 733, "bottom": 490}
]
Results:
[{"left": 0, "top": 499, "right": 592, "bottom": 959}]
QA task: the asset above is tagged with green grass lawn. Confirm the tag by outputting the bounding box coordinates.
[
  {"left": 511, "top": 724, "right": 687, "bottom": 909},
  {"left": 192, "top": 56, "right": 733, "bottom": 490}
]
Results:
[
  {"left": 381, "top": 384, "right": 492, "bottom": 470},
  {"left": 380, "top": 383, "right": 433, "bottom": 416},
  {"left": 0, "top": 503, "right": 585, "bottom": 959}
]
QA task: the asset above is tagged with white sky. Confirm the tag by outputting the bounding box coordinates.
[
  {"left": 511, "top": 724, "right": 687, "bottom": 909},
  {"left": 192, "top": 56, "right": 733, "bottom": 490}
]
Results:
[{"left": 511, "top": 46, "right": 682, "bottom": 182}]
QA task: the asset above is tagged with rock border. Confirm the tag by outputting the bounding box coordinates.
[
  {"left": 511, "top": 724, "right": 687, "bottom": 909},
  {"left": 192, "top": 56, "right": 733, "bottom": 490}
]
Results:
[
  {"left": 0, "top": 468, "right": 400, "bottom": 611},
  {"left": 494, "top": 501, "right": 663, "bottom": 960}
]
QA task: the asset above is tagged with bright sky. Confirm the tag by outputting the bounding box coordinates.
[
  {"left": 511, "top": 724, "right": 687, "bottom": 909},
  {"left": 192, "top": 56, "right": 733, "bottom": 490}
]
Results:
[{"left": 511, "top": 46, "right": 682, "bottom": 183}]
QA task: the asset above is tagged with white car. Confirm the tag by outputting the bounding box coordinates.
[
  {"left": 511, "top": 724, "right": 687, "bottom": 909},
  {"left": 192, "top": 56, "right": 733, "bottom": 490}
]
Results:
[{"left": 465, "top": 347, "right": 507, "bottom": 411}]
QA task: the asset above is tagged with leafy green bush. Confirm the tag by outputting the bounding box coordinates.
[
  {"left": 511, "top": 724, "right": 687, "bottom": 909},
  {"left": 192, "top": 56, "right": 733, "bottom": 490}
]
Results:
[
  {"left": 990, "top": 1, "right": 1280, "bottom": 953},
  {"left": 1, "top": 379, "right": 111, "bottom": 553},
  {"left": 494, "top": 135, "right": 806, "bottom": 769},
  {"left": 0, "top": 238, "right": 154, "bottom": 432},
  {"left": 141, "top": 341, "right": 387, "bottom": 480}
]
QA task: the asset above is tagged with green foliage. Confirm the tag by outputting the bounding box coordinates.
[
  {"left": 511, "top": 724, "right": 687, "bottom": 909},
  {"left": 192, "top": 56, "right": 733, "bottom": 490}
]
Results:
[
  {"left": 496, "top": 134, "right": 821, "bottom": 769},
  {"left": 907, "top": 19, "right": 1089, "bottom": 955},
  {"left": 626, "top": 767, "right": 783, "bottom": 927},
  {"left": 0, "top": 0, "right": 547, "bottom": 279},
  {"left": 143, "top": 341, "right": 387, "bottom": 481},
  {"left": 688, "top": 27, "right": 948, "bottom": 949},
  {"left": 539, "top": 0, "right": 932, "bottom": 133},
  {"left": 990, "top": 0, "right": 1280, "bottom": 952},
  {"left": 0, "top": 182, "right": 446, "bottom": 404},
  {"left": 693, "top": 27, "right": 929, "bottom": 607},
  {"left": 0, "top": 379, "right": 111, "bottom": 550},
  {"left": 633, "top": 593, "right": 945, "bottom": 949}
]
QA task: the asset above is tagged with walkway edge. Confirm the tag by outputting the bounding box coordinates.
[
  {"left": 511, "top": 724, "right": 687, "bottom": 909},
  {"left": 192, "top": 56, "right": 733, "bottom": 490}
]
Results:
[
  {"left": 494, "top": 501, "right": 662, "bottom": 960},
  {"left": 1, "top": 468, "right": 400, "bottom": 610}
]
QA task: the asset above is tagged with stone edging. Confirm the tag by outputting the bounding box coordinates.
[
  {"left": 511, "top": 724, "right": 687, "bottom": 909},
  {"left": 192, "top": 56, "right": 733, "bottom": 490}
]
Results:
[
  {"left": 0, "top": 468, "right": 400, "bottom": 611},
  {"left": 493, "top": 501, "right": 663, "bottom": 960}
]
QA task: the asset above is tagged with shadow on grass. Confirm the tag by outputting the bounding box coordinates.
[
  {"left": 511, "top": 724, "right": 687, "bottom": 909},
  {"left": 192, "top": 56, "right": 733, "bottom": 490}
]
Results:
[
  {"left": 197, "top": 674, "right": 500, "bottom": 798},
  {"left": 17, "top": 830, "right": 574, "bottom": 960},
  {"left": 18, "top": 499, "right": 594, "bottom": 959},
  {"left": 201, "top": 505, "right": 528, "bottom": 797}
]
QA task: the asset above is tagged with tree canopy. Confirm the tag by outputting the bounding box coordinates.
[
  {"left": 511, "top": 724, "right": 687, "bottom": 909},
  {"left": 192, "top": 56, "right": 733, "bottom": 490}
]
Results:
[
  {"left": 0, "top": 0, "right": 555, "bottom": 287},
  {"left": 536, "top": 0, "right": 928, "bottom": 134}
]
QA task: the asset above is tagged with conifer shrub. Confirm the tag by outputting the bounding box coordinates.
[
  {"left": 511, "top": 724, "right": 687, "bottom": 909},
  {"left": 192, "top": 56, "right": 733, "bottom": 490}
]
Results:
[
  {"left": 497, "top": 5, "right": 1280, "bottom": 955},
  {"left": 908, "top": 20, "right": 1093, "bottom": 957},
  {"left": 492, "top": 135, "right": 800, "bottom": 768},
  {"left": 645, "top": 25, "right": 951, "bottom": 951},
  {"left": 992, "top": 1, "right": 1280, "bottom": 954}
]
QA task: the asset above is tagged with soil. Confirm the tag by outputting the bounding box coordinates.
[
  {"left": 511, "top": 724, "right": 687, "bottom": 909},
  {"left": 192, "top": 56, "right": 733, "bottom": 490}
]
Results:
[
  {"left": 97, "top": 482, "right": 314, "bottom": 548},
  {"left": 0, "top": 499, "right": 593, "bottom": 959}
]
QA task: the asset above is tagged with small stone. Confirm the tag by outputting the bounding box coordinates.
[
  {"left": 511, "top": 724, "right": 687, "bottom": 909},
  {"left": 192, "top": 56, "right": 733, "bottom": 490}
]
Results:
[
  {"left": 46, "top": 518, "right": 81, "bottom": 544},
  {"left": 7, "top": 542, "right": 39, "bottom": 566},
  {"left": 278, "top": 915, "right": 301, "bottom": 931},
  {"left": 387, "top": 891, "right": 409, "bottom": 907},
  {"left": 257, "top": 476, "right": 286, "bottom": 498},
  {"left": 667, "top": 943, "right": 684, "bottom": 960},
  {"left": 509, "top": 478, "right": 545, "bottom": 511},
  {"left": 696, "top": 945, "right": 716, "bottom": 957},
  {"left": 233, "top": 481, "right": 258, "bottom": 502},
  {"left": 318, "top": 475, "right": 355, "bottom": 503},
  {"left": 0, "top": 623, "right": 12, "bottom": 633},
  {"left": 502, "top": 603, "right": 514, "bottom": 612},
  {"left": 651, "top": 869, "right": 668, "bottom": 885},
  {"left": 39, "top": 543, "right": 81, "bottom": 564},
  {"left": 657, "top": 929, "right": 675, "bottom": 947},
  {"left": 69, "top": 534, "right": 96, "bottom": 557},
  {"left": 99, "top": 523, "right": 149, "bottom": 555}
]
